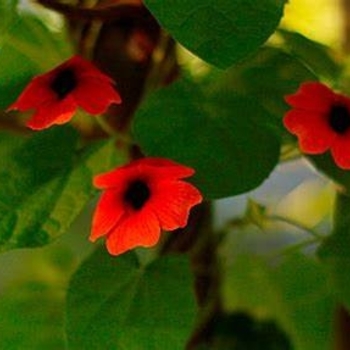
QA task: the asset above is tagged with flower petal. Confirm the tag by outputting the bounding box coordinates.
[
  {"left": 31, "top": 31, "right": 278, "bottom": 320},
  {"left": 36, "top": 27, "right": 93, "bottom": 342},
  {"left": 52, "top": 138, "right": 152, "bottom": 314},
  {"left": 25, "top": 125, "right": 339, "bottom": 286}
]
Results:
[
  {"left": 133, "top": 157, "right": 196, "bottom": 180},
  {"left": 7, "top": 75, "right": 54, "bottom": 112},
  {"left": 150, "top": 180, "right": 203, "bottom": 231},
  {"left": 285, "top": 82, "right": 334, "bottom": 112},
  {"left": 26, "top": 98, "right": 77, "bottom": 130},
  {"left": 90, "top": 189, "right": 125, "bottom": 242},
  {"left": 94, "top": 157, "right": 196, "bottom": 189},
  {"left": 106, "top": 208, "right": 161, "bottom": 255},
  {"left": 330, "top": 136, "right": 350, "bottom": 169},
  {"left": 70, "top": 55, "right": 115, "bottom": 83},
  {"left": 284, "top": 109, "right": 327, "bottom": 134},
  {"left": 93, "top": 165, "right": 139, "bottom": 189},
  {"left": 73, "top": 77, "right": 121, "bottom": 115},
  {"left": 284, "top": 110, "right": 334, "bottom": 153}
]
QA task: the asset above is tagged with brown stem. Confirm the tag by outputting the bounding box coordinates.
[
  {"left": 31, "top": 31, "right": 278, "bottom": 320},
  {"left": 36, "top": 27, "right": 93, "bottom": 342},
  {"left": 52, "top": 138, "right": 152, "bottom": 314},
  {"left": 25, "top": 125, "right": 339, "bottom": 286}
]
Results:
[
  {"left": 37, "top": 0, "right": 167, "bottom": 137},
  {"left": 90, "top": 10, "right": 162, "bottom": 133},
  {"left": 160, "top": 203, "right": 218, "bottom": 304},
  {"left": 35, "top": 0, "right": 143, "bottom": 21},
  {"left": 334, "top": 306, "right": 350, "bottom": 350},
  {"left": 160, "top": 202, "right": 222, "bottom": 350}
]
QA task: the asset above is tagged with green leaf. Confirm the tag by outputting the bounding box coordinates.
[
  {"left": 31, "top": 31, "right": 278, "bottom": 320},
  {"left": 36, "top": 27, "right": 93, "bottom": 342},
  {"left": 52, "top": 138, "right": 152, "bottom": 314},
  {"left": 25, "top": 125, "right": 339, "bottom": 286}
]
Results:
[
  {"left": 203, "top": 47, "right": 316, "bottom": 153},
  {"left": 318, "top": 193, "right": 350, "bottom": 311},
  {"left": 279, "top": 29, "right": 343, "bottom": 81},
  {"left": 0, "top": 281, "right": 65, "bottom": 349},
  {"left": 0, "top": 128, "right": 123, "bottom": 252},
  {"left": 308, "top": 153, "right": 350, "bottom": 192},
  {"left": 222, "top": 254, "right": 334, "bottom": 350},
  {"left": 66, "top": 249, "right": 196, "bottom": 350},
  {"left": 0, "top": 13, "right": 72, "bottom": 109},
  {"left": 133, "top": 77, "right": 280, "bottom": 199},
  {"left": 206, "top": 312, "right": 292, "bottom": 350},
  {"left": 214, "top": 47, "right": 316, "bottom": 120},
  {"left": 144, "top": 0, "right": 287, "bottom": 68},
  {"left": 0, "top": 0, "right": 18, "bottom": 37},
  {"left": 0, "top": 44, "right": 40, "bottom": 109}
]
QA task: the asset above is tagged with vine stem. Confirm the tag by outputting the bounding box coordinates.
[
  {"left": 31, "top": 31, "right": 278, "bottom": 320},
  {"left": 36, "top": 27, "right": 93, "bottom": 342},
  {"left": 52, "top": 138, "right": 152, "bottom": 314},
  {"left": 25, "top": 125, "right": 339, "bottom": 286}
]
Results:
[
  {"left": 334, "top": 306, "right": 350, "bottom": 350},
  {"left": 269, "top": 237, "right": 319, "bottom": 259},
  {"left": 279, "top": 144, "right": 301, "bottom": 163},
  {"left": 35, "top": 0, "right": 144, "bottom": 21},
  {"left": 266, "top": 214, "right": 324, "bottom": 240},
  {"left": 94, "top": 115, "right": 119, "bottom": 137},
  {"left": 332, "top": 192, "right": 350, "bottom": 350}
]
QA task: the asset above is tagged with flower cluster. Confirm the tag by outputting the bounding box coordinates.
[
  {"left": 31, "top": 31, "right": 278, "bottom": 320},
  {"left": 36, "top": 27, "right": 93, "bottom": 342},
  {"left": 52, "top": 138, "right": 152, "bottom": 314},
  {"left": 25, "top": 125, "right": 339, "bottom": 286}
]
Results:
[
  {"left": 14, "top": 57, "right": 350, "bottom": 256},
  {"left": 9, "top": 56, "right": 203, "bottom": 256},
  {"left": 15, "top": 56, "right": 350, "bottom": 256},
  {"left": 284, "top": 82, "right": 350, "bottom": 169}
]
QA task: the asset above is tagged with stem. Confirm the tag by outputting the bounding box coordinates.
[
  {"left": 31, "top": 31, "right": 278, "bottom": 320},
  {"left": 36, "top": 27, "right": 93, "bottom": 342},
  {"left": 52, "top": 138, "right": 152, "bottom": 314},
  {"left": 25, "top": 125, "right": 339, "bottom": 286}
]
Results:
[
  {"left": 334, "top": 306, "right": 350, "bottom": 350},
  {"left": 159, "top": 202, "right": 222, "bottom": 350},
  {"left": 331, "top": 192, "right": 350, "bottom": 350},
  {"left": 94, "top": 115, "right": 119, "bottom": 137},
  {"left": 279, "top": 144, "right": 301, "bottom": 163},
  {"left": 35, "top": 0, "right": 144, "bottom": 21},
  {"left": 267, "top": 214, "right": 324, "bottom": 240},
  {"left": 271, "top": 237, "right": 319, "bottom": 258}
]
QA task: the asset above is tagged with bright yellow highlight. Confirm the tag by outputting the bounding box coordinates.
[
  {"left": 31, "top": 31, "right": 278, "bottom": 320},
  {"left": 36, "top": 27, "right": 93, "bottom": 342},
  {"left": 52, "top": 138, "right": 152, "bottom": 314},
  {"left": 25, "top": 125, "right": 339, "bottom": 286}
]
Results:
[{"left": 282, "top": 0, "right": 343, "bottom": 47}]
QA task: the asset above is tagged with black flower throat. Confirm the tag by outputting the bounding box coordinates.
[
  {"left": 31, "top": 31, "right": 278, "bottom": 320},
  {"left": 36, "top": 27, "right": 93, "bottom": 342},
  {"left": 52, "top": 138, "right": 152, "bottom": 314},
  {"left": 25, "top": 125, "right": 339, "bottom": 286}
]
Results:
[
  {"left": 328, "top": 104, "right": 350, "bottom": 134},
  {"left": 124, "top": 179, "right": 150, "bottom": 210},
  {"left": 51, "top": 68, "right": 77, "bottom": 100}
]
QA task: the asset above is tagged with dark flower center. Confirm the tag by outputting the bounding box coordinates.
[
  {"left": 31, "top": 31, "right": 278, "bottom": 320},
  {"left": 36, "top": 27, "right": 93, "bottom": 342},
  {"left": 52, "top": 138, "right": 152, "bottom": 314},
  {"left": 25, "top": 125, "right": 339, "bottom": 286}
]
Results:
[
  {"left": 50, "top": 68, "right": 77, "bottom": 99},
  {"left": 124, "top": 179, "right": 150, "bottom": 210},
  {"left": 328, "top": 104, "right": 350, "bottom": 134}
]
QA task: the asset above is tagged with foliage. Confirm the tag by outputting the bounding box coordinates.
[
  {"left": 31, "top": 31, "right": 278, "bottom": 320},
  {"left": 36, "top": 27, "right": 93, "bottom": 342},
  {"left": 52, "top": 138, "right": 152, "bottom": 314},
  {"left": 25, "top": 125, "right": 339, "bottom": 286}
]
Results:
[
  {"left": 0, "top": 0, "right": 349, "bottom": 349},
  {"left": 66, "top": 249, "right": 196, "bottom": 349}
]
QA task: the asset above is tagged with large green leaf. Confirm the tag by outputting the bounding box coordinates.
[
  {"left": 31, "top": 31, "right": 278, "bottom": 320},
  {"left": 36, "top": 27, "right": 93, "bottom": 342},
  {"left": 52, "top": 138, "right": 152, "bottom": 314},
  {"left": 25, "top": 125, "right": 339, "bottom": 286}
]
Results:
[
  {"left": 279, "top": 29, "right": 343, "bottom": 81},
  {"left": 0, "top": 5, "right": 40, "bottom": 109},
  {"left": 133, "top": 77, "right": 280, "bottom": 199},
  {"left": 222, "top": 254, "right": 334, "bottom": 350},
  {"left": 0, "top": 128, "right": 123, "bottom": 252},
  {"left": 144, "top": 0, "right": 287, "bottom": 68},
  {"left": 215, "top": 47, "right": 316, "bottom": 120},
  {"left": 0, "top": 281, "right": 65, "bottom": 349},
  {"left": 0, "top": 44, "right": 40, "bottom": 110},
  {"left": 66, "top": 249, "right": 196, "bottom": 350},
  {"left": 0, "top": 13, "right": 72, "bottom": 109}
]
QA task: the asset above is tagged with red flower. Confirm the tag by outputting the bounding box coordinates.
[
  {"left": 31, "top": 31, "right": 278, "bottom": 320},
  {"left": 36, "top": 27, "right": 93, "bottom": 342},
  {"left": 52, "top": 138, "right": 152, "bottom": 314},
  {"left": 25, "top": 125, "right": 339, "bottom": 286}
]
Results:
[
  {"left": 284, "top": 82, "right": 350, "bottom": 169},
  {"left": 90, "top": 158, "right": 203, "bottom": 255},
  {"left": 8, "top": 55, "right": 121, "bottom": 130}
]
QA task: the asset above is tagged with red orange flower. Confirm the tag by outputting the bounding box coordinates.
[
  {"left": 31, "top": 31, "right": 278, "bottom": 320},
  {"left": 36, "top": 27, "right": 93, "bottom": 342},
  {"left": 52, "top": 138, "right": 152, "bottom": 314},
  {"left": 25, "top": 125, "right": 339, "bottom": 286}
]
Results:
[
  {"left": 284, "top": 82, "right": 350, "bottom": 169},
  {"left": 90, "top": 158, "right": 203, "bottom": 255},
  {"left": 8, "top": 55, "right": 121, "bottom": 130}
]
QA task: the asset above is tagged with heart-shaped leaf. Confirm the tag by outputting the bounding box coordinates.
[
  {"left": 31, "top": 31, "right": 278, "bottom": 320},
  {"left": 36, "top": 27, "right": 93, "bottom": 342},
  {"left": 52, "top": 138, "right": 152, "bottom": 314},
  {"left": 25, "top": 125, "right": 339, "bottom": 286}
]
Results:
[
  {"left": 144, "top": 0, "right": 287, "bottom": 68},
  {"left": 133, "top": 77, "right": 281, "bottom": 199},
  {"left": 66, "top": 249, "right": 196, "bottom": 350}
]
